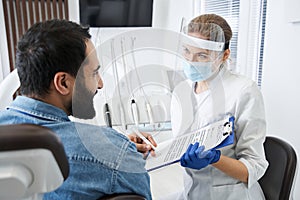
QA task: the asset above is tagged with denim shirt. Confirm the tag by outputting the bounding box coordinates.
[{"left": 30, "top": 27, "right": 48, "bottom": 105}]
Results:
[{"left": 0, "top": 96, "right": 152, "bottom": 200}]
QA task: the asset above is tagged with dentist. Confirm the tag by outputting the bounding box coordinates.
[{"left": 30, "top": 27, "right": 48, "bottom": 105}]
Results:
[{"left": 171, "top": 14, "right": 268, "bottom": 200}]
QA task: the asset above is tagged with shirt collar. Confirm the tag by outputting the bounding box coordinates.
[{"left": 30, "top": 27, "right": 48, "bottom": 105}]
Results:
[{"left": 8, "top": 96, "right": 70, "bottom": 122}]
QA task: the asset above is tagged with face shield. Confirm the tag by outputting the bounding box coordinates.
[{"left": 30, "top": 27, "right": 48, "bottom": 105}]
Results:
[{"left": 180, "top": 19, "right": 225, "bottom": 82}]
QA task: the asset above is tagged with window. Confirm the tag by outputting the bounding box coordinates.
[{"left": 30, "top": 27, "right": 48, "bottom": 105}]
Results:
[{"left": 195, "top": 0, "right": 267, "bottom": 86}]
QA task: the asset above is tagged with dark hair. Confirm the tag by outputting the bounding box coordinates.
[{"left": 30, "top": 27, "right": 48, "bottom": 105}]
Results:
[{"left": 16, "top": 19, "right": 91, "bottom": 96}]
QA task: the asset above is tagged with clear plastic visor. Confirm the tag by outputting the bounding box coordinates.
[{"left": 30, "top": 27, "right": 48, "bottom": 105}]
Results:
[{"left": 180, "top": 19, "right": 225, "bottom": 63}]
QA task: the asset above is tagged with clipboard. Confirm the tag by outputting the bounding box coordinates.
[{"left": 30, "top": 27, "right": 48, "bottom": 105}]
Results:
[{"left": 146, "top": 116, "right": 235, "bottom": 172}]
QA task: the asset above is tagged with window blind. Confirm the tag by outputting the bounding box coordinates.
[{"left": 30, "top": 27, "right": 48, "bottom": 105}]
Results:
[{"left": 195, "top": 0, "right": 267, "bottom": 87}]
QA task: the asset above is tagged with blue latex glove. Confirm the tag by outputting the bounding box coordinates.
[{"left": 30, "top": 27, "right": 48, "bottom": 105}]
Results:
[{"left": 180, "top": 142, "right": 221, "bottom": 170}]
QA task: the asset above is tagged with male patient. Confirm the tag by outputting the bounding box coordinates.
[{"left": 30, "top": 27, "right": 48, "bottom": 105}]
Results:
[{"left": 0, "top": 19, "right": 153, "bottom": 200}]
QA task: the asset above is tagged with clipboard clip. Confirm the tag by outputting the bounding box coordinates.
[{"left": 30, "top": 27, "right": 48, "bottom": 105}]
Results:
[{"left": 223, "top": 116, "right": 235, "bottom": 136}]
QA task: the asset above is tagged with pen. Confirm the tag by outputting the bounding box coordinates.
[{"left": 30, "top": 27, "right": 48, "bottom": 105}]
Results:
[
  {"left": 131, "top": 99, "right": 156, "bottom": 151},
  {"left": 133, "top": 127, "right": 156, "bottom": 151}
]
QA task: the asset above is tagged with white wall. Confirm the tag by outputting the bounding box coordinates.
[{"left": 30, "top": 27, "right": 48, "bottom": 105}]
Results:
[
  {"left": 68, "top": 0, "right": 79, "bottom": 23},
  {"left": 262, "top": 0, "right": 300, "bottom": 199},
  {"left": 68, "top": 0, "right": 194, "bottom": 44},
  {"left": 152, "top": 0, "right": 194, "bottom": 31},
  {"left": 0, "top": 0, "right": 11, "bottom": 80}
]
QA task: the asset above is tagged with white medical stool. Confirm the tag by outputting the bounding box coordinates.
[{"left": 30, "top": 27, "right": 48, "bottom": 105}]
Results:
[{"left": 0, "top": 124, "right": 69, "bottom": 200}]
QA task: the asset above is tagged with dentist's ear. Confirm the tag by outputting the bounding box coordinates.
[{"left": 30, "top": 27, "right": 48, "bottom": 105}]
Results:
[
  {"left": 222, "top": 49, "right": 230, "bottom": 61},
  {"left": 53, "top": 72, "right": 74, "bottom": 96}
]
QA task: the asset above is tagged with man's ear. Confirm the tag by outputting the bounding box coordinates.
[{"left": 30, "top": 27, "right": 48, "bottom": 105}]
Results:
[{"left": 53, "top": 72, "right": 74, "bottom": 95}]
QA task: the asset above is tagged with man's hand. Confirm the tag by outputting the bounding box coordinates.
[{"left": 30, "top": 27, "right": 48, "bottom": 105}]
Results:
[
  {"left": 128, "top": 132, "right": 157, "bottom": 158},
  {"left": 180, "top": 142, "right": 221, "bottom": 170}
]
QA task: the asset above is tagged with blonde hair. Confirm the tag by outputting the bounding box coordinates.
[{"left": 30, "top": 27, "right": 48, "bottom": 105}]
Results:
[{"left": 189, "top": 14, "right": 232, "bottom": 49}]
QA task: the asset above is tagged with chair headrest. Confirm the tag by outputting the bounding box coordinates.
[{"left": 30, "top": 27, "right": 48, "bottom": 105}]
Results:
[{"left": 0, "top": 124, "right": 69, "bottom": 180}]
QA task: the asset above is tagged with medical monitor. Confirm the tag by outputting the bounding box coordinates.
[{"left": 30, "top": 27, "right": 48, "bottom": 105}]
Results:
[{"left": 79, "top": 0, "right": 153, "bottom": 27}]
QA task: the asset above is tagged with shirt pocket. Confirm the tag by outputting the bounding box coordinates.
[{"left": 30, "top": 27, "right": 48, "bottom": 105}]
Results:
[{"left": 211, "top": 182, "right": 250, "bottom": 200}]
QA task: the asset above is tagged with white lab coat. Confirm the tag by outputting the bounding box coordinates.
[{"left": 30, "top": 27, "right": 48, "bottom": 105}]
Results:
[{"left": 170, "top": 66, "right": 269, "bottom": 200}]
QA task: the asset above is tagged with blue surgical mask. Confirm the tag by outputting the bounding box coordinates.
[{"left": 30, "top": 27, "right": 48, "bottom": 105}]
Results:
[{"left": 183, "top": 61, "right": 213, "bottom": 82}]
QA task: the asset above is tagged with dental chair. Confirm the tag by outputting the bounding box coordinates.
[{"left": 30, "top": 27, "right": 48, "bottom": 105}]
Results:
[
  {"left": 0, "top": 69, "right": 20, "bottom": 110},
  {"left": 259, "top": 136, "right": 297, "bottom": 200},
  {"left": 0, "top": 124, "right": 69, "bottom": 200}
]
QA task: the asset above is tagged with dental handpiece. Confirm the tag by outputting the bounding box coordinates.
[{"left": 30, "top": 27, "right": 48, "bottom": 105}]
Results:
[{"left": 104, "top": 103, "right": 112, "bottom": 128}]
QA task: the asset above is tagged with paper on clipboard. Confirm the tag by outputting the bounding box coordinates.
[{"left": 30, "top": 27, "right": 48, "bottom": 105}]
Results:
[{"left": 145, "top": 116, "right": 234, "bottom": 172}]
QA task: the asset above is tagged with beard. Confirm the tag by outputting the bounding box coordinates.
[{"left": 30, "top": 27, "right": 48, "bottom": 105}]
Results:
[{"left": 71, "top": 80, "right": 97, "bottom": 119}]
